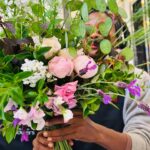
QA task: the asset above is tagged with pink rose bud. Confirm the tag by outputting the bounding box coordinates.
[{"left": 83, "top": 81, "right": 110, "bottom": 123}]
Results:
[
  {"left": 48, "top": 56, "right": 74, "bottom": 78},
  {"left": 74, "top": 55, "right": 98, "bottom": 79}
]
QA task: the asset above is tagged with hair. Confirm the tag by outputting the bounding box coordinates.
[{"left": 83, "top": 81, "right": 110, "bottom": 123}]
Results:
[{"left": 89, "top": 9, "right": 130, "bottom": 49}]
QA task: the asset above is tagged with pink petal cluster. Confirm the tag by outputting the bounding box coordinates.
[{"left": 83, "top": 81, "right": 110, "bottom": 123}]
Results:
[
  {"left": 14, "top": 105, "right": 45, "bottom": 130},
  {"left": 54, "top": 81, "right": 78, "bottom": 108},
  {"left": 45, "top": 96, "right": 74, "bottom": 123},
  {"left": 4, "top": 99, "right": 17, "bottom": 112},
  {"left": 48, "top": 56, "right": 74, "bottom": 78}
]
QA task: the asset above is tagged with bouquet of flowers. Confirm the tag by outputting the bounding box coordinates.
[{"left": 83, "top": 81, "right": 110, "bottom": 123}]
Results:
[{"left": 0, "top": 0, "right": 149, "bottom": 149}]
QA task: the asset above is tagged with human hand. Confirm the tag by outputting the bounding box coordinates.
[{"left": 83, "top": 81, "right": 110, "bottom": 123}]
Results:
[
  {"left": 43, "top": 111, "right": 101, "bottom": 144},
  {"left": 33, "top": 132, "right": 54, "bottom": 150}
]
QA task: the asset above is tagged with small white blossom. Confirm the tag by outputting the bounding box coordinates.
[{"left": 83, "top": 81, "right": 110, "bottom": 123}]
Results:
[{"left": 21, "top": 59, "right": 48, "bottom": 87}]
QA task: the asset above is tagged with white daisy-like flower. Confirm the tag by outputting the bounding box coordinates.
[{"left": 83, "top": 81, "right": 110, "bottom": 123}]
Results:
[{"left": 21, "top": 59, "right": 48, "bottom": 87}]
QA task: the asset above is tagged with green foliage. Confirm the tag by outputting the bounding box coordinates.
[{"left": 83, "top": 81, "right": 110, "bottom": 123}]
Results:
[
  {"left": 68, "top": 47, "right": 77, "bottom": 58},
  {"left": 2, "top": 123, "right": 17, "bottom": 143},
  {"left": 81, "top": 3, "right": 89, "bottom": 22},
  {"left": 95, "top": 0, "right": 107, "bottom": 12},
  {"left": 70, "top": 20, "right": 86, "bottom": 38},
  {"left": 108, "top": 0, "right": 119, "bottom": 14},
  {"left": 99, "top": 17, "right": 113, "bottom": 37},
  {"left": 100, "top": 39, "right": 112, "bottom": 54},
  {"left": 120, "top": 47, "right": 134, "bottom": 61}
]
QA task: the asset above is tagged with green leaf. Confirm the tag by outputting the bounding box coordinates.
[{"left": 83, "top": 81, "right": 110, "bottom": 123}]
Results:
[
  {"left": 33, "top": 47, "right": 50, "bottom": 60},
  {"left": 114, "top": 61, "right": 123, "bottom": 70},
  {"left": 120, "top": 47, "right": 134, "bottom": 61},
  {"left": 71, "top": 20, "right": 86, "bottom": 37},
  {"left": 37, "top": 79, "right": 45, "bottom": 92},
  {"left": 31, "top": 4, "right": 44, "bottom": 17},
  {"left": 68, "top": 47, "right": 77, "bottom": 58},
  {"left": 84, "top": 0, "right": 96, "bottom": 10},
  {"left": 24, "top": 91, "right": 38, "bottom": 98},
  {"left": 87, "top": 98, "right": 98, "bottom": 104},
  {"left": 10, "top": 87, "right": 23, "bottom": 106},
  {"left": 118, "top": 7, "right": 128, "bottom": 19},
  {"left": 14, "top": 71, "right": 33, "bottom": 82},
  {"left": 66, "top": 0, "right": 82, "bottom": 11},
  {"left": 100, "top": 39, "right": 112, "bottom": 54},
  {"left": 15, "top": 52, "right": 32, "bottom": 60},
  {"left": 108, "top": 0, "right": 119, "bottom": 14},
  {"left": 3, "top": 55, "right": 15, "bottom": 65},
  {"left": 31, "top": 22, "right": 40, "bottom": 34},
  {"left": 0, "top": 95, "right": 8, "bottom": 120},
  {"left": 99, "top": 17, "right": 113, "bottom": 37},
  {"left": 81, "top": 3, "right": 89, "bottom": 22},
  {"left": 5, "top": 124, "right": 16, "bottom": 143},
  {"left": 95, "top": 0, "right": 107, "bottom": 12}
]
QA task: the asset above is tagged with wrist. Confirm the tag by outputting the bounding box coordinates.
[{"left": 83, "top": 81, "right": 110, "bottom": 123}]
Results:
[{"left": 92, "top": 124, "right": 130, "bottom": 150}]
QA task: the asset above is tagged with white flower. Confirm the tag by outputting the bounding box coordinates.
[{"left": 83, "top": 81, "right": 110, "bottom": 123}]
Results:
[
  {"left": 42, "top": 36, "right": 61, "bottom": 59},
  {"left": 21, "top": 59, "right": 48, "bottom": 87},
  {"left": 62, "top": 109, "right": 73, "bottom": 123},
  {"left": 54, "top": 97, "right": 64, "bottom": 106}
]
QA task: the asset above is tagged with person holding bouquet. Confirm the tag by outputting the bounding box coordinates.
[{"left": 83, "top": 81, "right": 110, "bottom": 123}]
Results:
[{"left": 33, "top": 11, "right": 150, "bottom": 150}]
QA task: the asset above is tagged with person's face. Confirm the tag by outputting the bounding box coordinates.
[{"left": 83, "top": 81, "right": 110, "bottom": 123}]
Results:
[{"left": 85, "top": 12, "right": 116, "bottom": 57}]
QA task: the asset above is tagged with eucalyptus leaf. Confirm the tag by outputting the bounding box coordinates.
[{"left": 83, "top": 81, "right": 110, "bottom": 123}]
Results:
[
  {"left": 95, "top": 0, "right": 107, "bottom": 12},
  {"left": 99, "top": 17, "right": 112, "bottom": 37},
  {"left": 120, "top": 47, "right": 134, "bottom": 61},
  {"left": 108, "top": 0, "right": 119, "bottom": 14},
  {"left": 100, "top": 39, "right": 112, "bottom": 54},
  {"left": 81, "top": 3, "right": 89, "bottom": 22},
  {"left": 71, "top": 20, "right": 86, "bottom": 37}
]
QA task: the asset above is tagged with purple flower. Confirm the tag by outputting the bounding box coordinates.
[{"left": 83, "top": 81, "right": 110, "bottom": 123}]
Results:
[
  {"left": 21, "top": 130, "right": 29, "bottom": 142},
  {"left": 97, "top": 90, "right": 112, "bottom": 104},
  {"left": 116, "top": 80, "right": 141, "bottom": 97},
  {"left": 13, "top": 118, "right": 21, "bottom": 127},
  {"left": 79, "top": 61, "right": 97, "bottom": 76},
  {"left": 138, "top": 102, "right": 150, "bottom": 115}
]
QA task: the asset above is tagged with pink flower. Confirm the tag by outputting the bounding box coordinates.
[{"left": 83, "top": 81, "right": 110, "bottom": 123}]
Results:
[
  {"left": 45, "top": 96, "right": 64, "bottom": 115},
  {"left": 74, "top": 55, "right": 98, "bottom": 79},
  {"left": 48, "top": 56, "right": 74, "bottom": 78},
  {"left": 13, "top": 106, "right": 45, "bottom": 130},
  {"left": 54, "top": 81, "right": 78, "bottom": 108},
  {"left": 28, "top": 107, "right": 45, "bottom": 130},
  {"left": 45, "top": 97, "right": 73, "bottom": 123},
  {"left": 4, "top": 99, "right": 17, "bottom": 112}
]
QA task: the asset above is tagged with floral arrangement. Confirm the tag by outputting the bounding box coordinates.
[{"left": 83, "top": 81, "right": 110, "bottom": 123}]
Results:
[{"left": 0, "top": 0, "right": 149, "bottom": 150}]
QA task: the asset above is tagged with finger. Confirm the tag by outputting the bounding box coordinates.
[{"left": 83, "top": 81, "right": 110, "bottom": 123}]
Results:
[
  {"left": 46, "top": 115, "right": 82, "bottom": 127},
  {"left": 43, "top": 126, "right": 75, "bottom": 138},
  {"left": 33, "top": 138, "right": 53, "bottom": 150},
  {"left": 68, "top": 140, "right": 74, "bottom": 146},
  {"left": 49, "top": 134, "right": 74, "bottom": 142}
]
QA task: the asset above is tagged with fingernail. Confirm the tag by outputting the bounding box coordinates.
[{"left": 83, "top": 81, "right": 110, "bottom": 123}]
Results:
[
  {"left": 48, "top": 143, "right": 53, "bottom": 148},
  {"left": 43, "top": 132, "right": 48, "bottom": 137},
  {"left": 47, "top": 137, "right": 52, "bottom": 141}
]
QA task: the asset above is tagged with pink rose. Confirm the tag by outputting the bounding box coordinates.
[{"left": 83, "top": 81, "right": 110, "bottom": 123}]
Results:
[
  {"left": 54, "top": 81, "right": 78, "bottom": 108},
  {"left": 48, "top": 56, "right": 74, "bottom": 78},
  {"left": 74, "top": 55, "right": 98, "bottom": 79}
]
